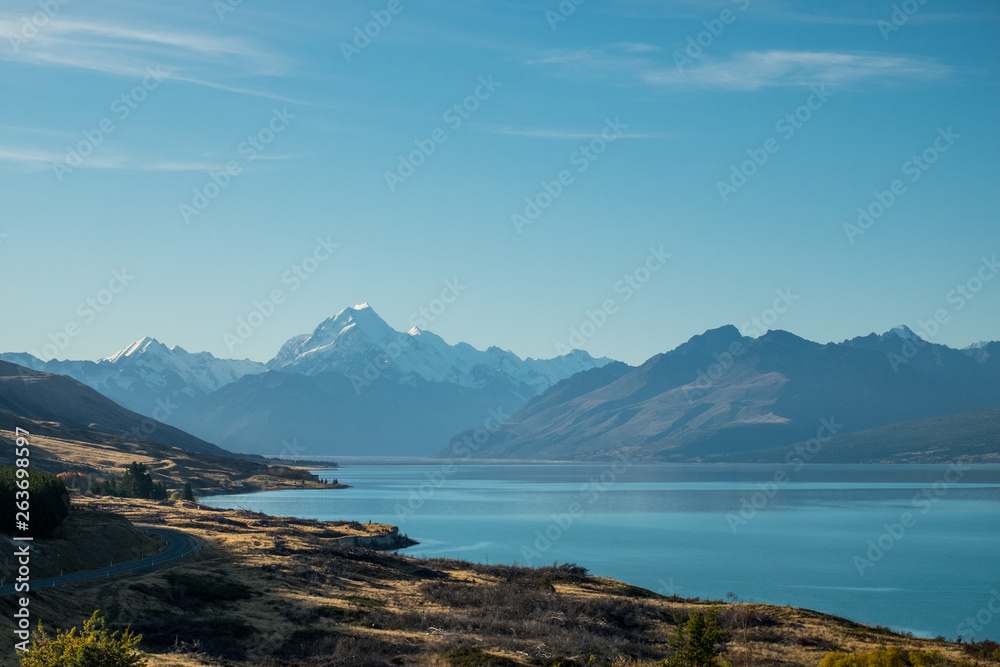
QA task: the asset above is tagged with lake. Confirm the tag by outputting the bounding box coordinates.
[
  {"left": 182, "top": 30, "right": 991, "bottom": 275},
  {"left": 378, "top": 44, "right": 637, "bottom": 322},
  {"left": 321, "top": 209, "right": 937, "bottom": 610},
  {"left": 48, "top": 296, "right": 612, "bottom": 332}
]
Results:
[{"left": 201, "top": 462, "right": 1000, "bottom": 642}]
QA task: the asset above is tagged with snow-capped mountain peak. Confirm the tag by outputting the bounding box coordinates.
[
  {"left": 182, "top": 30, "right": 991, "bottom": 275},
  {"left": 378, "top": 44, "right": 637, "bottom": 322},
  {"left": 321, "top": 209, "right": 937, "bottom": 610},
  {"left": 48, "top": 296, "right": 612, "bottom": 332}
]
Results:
[
  {"left": 0, "top": 336, "right": 268, "bottom": 419},
  {"left": 267, "top": 304, "right": 613, "bottom": 393},
  {"left": 886, "top": 325, "right": 921, "bottom": 341},
  {"left": 102, "top": 336, "right": 171, "bottom": 363},
  {"left": 312, "top": 304, "right": 395, "bottom": 342},
  {"left": 99, "top": 336, "right": 266, "bottom": 394}
]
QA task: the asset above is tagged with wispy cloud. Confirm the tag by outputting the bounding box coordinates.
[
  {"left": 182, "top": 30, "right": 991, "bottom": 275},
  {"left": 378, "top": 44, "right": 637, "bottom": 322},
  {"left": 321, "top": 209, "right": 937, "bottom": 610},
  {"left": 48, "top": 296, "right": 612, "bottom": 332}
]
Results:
[
  {"left": 531, "top": 48, "right": 954, "bottom": 91},
  {"left": 0, "top": 15, "right": 296, "bottom": 100},
  {"left": 644, "top": 51, "right": 953, "bottom": 90},
  {"left": 0, "top": 143, "right": 296, "bottom": 174},
  {"left": 614, "top": 42, "right": 662, "bottom": 53},
  {"left": 486, "top": 126, "right": 677, "bottom": 140}
]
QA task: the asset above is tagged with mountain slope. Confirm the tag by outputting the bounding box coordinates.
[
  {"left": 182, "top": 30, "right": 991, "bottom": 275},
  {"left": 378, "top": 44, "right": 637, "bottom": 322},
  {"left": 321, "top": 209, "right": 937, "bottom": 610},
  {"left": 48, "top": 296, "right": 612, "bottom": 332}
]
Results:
[
  {"left": 0, "top": 360, "right": 234, "bottom": 457},
  {"left": 725, "top": 406, "right": 1000, "bottom": 464},
  {"left": 443, "top": 326, "right": 1000, "bottom": 461},
  {"left": 167, "top": 304, "right": 615, "bottom": 456},
  {"left": 171, "top": 368, "right": 527, "bottom": 457}
]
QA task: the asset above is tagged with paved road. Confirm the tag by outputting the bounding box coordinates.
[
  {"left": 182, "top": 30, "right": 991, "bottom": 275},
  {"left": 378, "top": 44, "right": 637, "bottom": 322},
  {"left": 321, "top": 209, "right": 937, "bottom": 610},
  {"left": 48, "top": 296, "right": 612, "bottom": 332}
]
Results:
[{"left": 0, "top": 526, "right": 200, "bottom": 596}]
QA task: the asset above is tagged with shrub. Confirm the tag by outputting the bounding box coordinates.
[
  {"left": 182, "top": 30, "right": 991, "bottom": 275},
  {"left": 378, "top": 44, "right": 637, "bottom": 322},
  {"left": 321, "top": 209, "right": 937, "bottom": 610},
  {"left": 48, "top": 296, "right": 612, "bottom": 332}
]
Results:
[
  {"left": 19, "top": 611, "right": 147, "bottom": 667},
  {"left": 819, "top": 647, "right": 950, "bottom": 667},
  {"left": 666, "top": 607, "right": 729, "bottom": 667}
]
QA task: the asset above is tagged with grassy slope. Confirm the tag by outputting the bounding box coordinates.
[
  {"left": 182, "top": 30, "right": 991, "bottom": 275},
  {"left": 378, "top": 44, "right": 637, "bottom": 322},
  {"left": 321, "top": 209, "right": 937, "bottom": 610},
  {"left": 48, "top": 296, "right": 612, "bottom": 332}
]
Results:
[
  {"left": 0, "top": 509, "right": 164, "bottom": 580},
  {"left": 0, "top": 361, "right": 230, "bottom": 458},
  {"left": 0, "top": 428, "right": 339, "bottom": 494},
  {"left": 0, "top": 498, "right": 987, "bottom": 667}
]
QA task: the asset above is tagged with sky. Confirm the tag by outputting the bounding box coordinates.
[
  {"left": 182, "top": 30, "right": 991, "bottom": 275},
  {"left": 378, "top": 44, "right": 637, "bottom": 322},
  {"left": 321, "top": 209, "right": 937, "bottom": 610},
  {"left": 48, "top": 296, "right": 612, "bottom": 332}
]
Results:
[{"left": 1, "top": 0, "right": 998, "bottom": 366}]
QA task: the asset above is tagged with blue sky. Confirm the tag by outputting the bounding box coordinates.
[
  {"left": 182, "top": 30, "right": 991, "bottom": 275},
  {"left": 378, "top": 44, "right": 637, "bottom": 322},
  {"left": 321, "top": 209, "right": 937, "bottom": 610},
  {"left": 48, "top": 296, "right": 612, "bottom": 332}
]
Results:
[{"left": 1, "top": 0, "right": 998, "bottom": 365}]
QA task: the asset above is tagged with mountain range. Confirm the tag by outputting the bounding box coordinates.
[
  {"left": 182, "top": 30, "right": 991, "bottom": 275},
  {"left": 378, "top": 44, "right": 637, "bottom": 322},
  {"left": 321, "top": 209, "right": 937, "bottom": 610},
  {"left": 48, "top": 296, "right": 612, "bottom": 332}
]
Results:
[
  {"left": 0, "top": 338, "right": 266, "bottom": 421},
  {"left": 3, "top": 310, "right": 998, "bottom": 461},
  {"left": 2, "top": 304, "right": 611, "bottom": 457},
  {"left": 444, "top": 325, "right": 1000, "bottom": 462}
]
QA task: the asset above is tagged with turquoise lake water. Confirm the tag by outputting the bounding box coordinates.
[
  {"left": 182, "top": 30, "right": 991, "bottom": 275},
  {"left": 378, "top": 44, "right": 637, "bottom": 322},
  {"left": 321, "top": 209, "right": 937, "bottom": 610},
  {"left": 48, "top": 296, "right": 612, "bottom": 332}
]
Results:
[{"left": 201, "top": 463, "right": 1000, "bottom": 641}]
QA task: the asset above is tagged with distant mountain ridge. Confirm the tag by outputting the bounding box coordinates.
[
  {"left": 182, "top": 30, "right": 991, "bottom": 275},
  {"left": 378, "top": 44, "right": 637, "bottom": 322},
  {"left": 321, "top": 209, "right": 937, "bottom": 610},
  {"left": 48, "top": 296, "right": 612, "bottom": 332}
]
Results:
[
  {"left": 1, "top": 338, "right": 266, "bottom": 420},
  {"left": 3, "top": 304, "right": 612, "bottom": 457},
  {"left": 0, "top": 360, "right": 231, "bottom": 457},
  {"left": 170, "top": 304, "right": 613, "bottom": 456},
  {"left": 442, "top": 325, "right": 1000, "bottom": 462}
]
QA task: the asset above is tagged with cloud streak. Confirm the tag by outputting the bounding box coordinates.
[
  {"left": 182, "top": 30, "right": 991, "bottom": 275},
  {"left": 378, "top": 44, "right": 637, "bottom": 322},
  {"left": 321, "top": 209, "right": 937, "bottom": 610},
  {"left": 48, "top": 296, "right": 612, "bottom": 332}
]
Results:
[
  {"left": 0, "top": 143, "right": 296, "bottom": 174},
  {"left": 0, "top": 15, "right": 294, "bottom": 99},
  {"left": 486, "top": 126, "right": 677, "bottom": 140},
  {"left": 531, "top": 48, "right": 954, "bottom": 91}
]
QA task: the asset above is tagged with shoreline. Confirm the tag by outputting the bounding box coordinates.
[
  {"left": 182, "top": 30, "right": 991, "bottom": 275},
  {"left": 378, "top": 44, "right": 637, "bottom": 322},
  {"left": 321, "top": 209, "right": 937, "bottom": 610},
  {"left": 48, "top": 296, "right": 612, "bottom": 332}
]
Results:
[
  {"left": 6, "top": 495, "right": 984, "bottom": 666},
  {"left": 198, "top": 462, "right": 1000, "bottom": 645}
]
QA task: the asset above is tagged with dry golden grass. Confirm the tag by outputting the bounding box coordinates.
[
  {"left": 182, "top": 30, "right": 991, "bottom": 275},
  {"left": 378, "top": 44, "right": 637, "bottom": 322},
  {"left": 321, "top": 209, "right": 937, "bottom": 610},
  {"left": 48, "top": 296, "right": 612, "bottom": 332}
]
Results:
[{"left": 0, "top": 428, "right": 338, "bottom": 494}]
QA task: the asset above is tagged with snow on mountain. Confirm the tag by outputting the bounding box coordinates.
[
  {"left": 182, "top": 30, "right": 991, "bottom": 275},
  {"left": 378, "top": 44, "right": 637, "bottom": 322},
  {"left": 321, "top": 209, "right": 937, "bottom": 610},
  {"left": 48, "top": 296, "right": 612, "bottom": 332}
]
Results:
[
  {"left": 885, "top": 325, "right": 921, "bottom": 341},
  {"left": 100, "top": 336, "right": 266, "bottom": 394},
  {"left": 0, "top": 339, "right": 266, "bottom": 419},
  {"left": 267, "top": 303, "right": 612, "bottom": 394}
]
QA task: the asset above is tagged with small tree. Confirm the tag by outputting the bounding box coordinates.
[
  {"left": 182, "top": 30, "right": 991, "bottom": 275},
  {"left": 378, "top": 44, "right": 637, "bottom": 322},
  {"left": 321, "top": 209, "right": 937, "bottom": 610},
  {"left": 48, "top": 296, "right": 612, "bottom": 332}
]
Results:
[
  {"left": 20, "top": 611, "right": 147, "bottom": 667},
  {"left": 667, "top": 606, "right": 729, "bottom": 667},
  {"left": 180, "top": 481, "right": 195, "bottom": 501}
]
